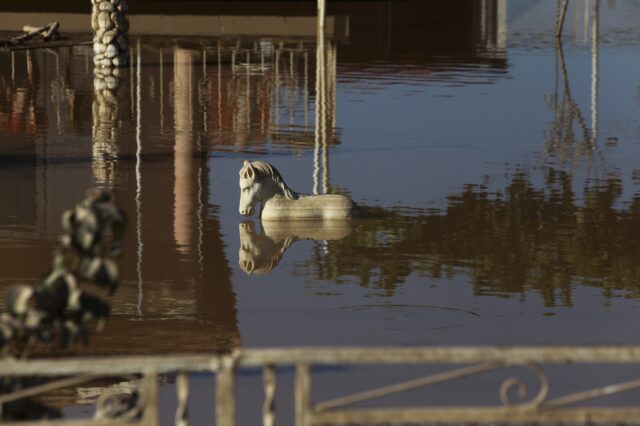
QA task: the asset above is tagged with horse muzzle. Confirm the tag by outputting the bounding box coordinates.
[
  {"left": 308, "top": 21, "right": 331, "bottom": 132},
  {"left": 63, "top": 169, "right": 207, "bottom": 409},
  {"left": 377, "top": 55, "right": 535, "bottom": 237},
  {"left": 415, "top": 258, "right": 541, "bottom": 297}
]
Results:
[{"left": 239, "top": 206, "right": 254, "bottom": 216}]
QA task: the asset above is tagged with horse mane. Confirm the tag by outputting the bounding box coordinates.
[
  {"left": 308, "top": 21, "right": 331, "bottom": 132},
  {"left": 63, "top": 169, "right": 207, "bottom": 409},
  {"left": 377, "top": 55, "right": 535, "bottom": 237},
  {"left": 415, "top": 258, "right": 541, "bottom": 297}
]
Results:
[{"left": 249, "top": 161, "right": 299, "bottom": 201}]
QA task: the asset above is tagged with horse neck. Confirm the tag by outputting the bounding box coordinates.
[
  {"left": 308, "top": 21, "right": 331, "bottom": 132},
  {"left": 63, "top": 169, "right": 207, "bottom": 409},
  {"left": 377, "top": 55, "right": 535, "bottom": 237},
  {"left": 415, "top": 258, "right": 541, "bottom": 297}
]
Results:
[
  {"left": 260, "top": 178, "right": 286, "bottom": 200},
  {"left": 262, "top": 177, "right": 297, "bottom": 200}
]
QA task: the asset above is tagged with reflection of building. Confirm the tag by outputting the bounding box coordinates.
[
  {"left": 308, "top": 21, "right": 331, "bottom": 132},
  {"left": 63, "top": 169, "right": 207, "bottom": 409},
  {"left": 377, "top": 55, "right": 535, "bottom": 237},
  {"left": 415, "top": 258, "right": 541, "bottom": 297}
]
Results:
[
  {"left": 0, "top": 0, "right": 528, "bottom": 355},
  {"left": 0, "top": 45, "right": 240, "bottom": 355}
]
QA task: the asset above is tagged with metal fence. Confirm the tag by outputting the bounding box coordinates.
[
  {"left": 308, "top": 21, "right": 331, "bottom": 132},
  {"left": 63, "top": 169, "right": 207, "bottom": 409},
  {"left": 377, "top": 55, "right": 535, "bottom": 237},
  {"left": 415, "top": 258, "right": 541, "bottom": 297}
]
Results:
[{"left": 4, "top": 346, "right": 640, "bottom": 425}]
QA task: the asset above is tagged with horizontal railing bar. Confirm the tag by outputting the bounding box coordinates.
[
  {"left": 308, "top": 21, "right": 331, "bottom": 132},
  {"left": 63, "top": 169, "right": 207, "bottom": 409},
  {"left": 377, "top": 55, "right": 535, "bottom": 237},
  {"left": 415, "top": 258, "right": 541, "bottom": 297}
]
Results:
[
  {"left": 0, "top": 354, "right": 222, "bottom": 376},
  {"left": 0, "top": 419, "right": 145, "bottom": 426},
  {"left": 237, "top": 346, "right": 640, "bottom": 366},
  {"left": 6, "top": 347, "right": 640, "bottom": 377},
  {"left": 313, "top": 407, "right": 640, "bottom": 424}
]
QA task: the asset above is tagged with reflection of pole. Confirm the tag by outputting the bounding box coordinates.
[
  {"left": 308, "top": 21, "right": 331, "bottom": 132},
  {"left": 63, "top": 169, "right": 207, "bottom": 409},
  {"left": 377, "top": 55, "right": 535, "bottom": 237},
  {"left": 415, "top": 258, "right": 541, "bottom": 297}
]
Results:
[
  {"left": 135, "top": 39, "right": 144, "bottom": 317},
  {"left": 160, "top": 48, "right": 164, "bottom": 133},
  {"left": 313, "top": 6, "right": 325, "bottom": 195},
  {"left": 584, "top": 0, "right": 590, "bottom": 43},
  {"left": 11, "top": 51, "right": 15, "bottom": 82},
  {"left": 318, "top": 0, "right": 329, "bottom": 255},
  {"left": 275, "top": 45, "right": 281, "bottom": 134},
  {"left": 314, "top": 1, "right": 334, "bottom": 195},
  {"left": 590, "top": 0, "right": 599, "bottom": 145},
  {"left": 173, "top": 48, "right": 194, "bottom": 255},
  {"left": 318, "top": 0, "right": 326, "bottom": 31},
  {"left": 217, "top": 41, "right": 222, "bottom": 130},
  {"left": 304, "top": 50, "right": 309, "bottom": 127},
  {"left": 556, "top": 0, "right": 569, "bottom": 38},
  {"left": 321, "top": 42, "right": 329, "bottom": 195}
]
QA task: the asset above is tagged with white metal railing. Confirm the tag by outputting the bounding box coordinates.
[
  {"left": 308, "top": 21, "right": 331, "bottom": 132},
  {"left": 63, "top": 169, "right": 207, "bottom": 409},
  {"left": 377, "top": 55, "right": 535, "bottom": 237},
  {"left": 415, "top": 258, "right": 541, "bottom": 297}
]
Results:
[{"left": 5, "top": 346, "right": 640, "bottom": 425}]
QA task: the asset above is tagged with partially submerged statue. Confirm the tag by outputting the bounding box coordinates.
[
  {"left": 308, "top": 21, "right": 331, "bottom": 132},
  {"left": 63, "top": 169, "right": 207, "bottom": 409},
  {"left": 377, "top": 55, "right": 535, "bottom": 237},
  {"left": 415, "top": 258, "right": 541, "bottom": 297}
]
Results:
[{"left": 238, "top": 160, "right": 364, "bottom": 220}]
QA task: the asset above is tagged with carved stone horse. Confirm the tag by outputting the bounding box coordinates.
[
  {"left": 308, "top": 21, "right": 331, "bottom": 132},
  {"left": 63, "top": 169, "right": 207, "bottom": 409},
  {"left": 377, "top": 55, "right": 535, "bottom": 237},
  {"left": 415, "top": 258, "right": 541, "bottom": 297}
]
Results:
[{"left": 238, "top": 160, "right": 363, "bottom": 220}]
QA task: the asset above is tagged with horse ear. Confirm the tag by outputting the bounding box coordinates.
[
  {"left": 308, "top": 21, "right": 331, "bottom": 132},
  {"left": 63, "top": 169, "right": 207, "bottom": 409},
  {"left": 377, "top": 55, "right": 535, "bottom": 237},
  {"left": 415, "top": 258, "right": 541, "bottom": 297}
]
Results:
[{"left": 241, "top": 161, "right": 255, "bottom": 180}]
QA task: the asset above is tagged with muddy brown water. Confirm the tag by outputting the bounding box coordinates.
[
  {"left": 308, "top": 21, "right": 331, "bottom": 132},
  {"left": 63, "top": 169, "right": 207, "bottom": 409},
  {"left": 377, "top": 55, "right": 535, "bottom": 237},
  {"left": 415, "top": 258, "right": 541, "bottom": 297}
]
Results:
[{"left": 2, "top": 1, "right": 640, "bottom": 424}]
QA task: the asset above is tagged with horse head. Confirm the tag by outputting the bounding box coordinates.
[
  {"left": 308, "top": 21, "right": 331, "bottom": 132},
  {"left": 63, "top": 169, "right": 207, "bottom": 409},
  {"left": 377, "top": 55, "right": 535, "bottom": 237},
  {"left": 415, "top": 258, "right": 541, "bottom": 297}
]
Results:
[{"left": 239, "top": 160, "right": 261, "bottom": 216}]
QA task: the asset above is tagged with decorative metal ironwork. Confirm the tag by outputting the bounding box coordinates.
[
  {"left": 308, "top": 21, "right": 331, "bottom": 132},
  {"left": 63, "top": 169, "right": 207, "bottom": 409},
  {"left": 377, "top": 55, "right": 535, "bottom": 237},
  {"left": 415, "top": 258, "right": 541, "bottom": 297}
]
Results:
[{"left": 4, "top": 347, "right": 640, "bottom": 425}]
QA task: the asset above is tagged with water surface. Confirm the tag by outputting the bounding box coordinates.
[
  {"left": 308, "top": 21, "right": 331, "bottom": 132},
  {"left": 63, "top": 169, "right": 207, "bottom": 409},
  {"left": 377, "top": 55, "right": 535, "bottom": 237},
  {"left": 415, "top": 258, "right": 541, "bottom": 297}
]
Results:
[{"left": 1, "top": 0, "right": 640, "bottom": 422}]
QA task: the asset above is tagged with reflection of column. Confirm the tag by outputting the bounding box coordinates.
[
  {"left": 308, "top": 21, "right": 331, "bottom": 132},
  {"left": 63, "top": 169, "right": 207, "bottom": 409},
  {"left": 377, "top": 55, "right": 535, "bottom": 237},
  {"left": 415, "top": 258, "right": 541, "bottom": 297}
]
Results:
[
  {"left": 314, "top": 13, "right": 325, "bottom": 195},
  {"left": 135, "top": 39, "right": 144, "bottom": 317},
  {"left": 314, "top": 12, "right": 335, "bottom": 195},
  {"left": 173, "top": 48, "right": 194, "bottom": 255},
  {"left": 590, "top": 0, "right": 599, "bottom": 144},
  {"left": 92, "top": 68, "right": 123, "bottom": 187},
  {"left": 496, "top": 0, "right": 507, "bottom": 51}
]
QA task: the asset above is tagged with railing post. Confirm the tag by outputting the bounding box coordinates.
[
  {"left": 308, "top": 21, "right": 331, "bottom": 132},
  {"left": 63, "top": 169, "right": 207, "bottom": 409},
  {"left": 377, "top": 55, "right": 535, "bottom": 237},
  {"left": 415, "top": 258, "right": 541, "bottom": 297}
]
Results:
[
  {"left": 216, "top": 359, "right": 236, "bottom": 426},
  {"left": 176, "top": 371, "right": 189, "bottom": 426},
  {"left": 262, "top": 364, "right": 277, "bottom": 426},
  {"left": 295, "top": 363, "right": 312, "bottom": 426},
  {"left": 143, "top": 371, "right": 159, "bottom": 426}
]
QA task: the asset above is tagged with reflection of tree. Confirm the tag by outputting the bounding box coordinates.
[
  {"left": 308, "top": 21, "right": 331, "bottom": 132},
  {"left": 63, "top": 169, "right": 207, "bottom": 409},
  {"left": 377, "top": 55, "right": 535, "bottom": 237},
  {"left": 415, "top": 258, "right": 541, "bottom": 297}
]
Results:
[{"left": 301, "top": 170, "right": 640, "bottom": 306}]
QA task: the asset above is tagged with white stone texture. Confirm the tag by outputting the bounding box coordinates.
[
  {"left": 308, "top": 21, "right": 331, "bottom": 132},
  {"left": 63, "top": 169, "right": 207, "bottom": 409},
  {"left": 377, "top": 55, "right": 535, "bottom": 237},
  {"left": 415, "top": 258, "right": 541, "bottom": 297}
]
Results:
[
  {"left": 111, "top": 55, "right": 128, "bottom": 67},
  {"left": 105, "top": 76, "right": 118, "bottom": 89},
  {"left": 102, "top": 29, "right": 118, "bottom": 45},
  {"left": 97, "top": 12, "right": 113, "bottom": 31},
  {"left": 104, "top": 44, "right": 119, "bottom": 59},
  {"left": 93, "top": 42, "right": 106, "bottom": 55},
  {"left": 92, "top": 0, "right": 129, "bottom": 69},
  {"left": 99, "top": 2, "right": 114, "bottom": 12}
]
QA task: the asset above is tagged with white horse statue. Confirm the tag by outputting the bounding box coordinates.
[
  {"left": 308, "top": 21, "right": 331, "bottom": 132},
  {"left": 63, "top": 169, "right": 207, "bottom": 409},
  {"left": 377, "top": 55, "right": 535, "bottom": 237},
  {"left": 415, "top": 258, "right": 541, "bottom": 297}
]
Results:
[{"left": 239, "top": 160, "right": 364, "bottom": 220}]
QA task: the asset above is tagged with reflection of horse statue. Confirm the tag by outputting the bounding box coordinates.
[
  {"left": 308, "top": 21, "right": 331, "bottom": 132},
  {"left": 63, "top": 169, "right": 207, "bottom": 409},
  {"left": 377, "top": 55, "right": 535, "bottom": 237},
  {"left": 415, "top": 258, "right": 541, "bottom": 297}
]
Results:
[
  {"left": 238, "top": 160, "right": 364, "bottom": 220},
  {"left": 238, "top": 220, "right": 353, "bottom": 275}
]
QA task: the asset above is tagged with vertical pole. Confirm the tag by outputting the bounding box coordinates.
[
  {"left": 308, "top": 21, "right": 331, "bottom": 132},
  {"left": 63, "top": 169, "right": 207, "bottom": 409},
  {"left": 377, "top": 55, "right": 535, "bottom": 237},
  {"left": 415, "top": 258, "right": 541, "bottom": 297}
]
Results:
[
  {"left": 216, "top": 365, "right": 236, "bottom": 426},
  {"left": 295, "top": 364, "right": 312, "bottom": 426}
]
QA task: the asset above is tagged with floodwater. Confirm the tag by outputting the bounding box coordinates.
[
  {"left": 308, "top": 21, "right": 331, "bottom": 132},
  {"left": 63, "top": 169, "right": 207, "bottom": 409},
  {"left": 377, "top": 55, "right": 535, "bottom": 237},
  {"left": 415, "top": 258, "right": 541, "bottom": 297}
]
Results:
[{"left": 2, "top": 0, "right": 640, "bottom": 423}]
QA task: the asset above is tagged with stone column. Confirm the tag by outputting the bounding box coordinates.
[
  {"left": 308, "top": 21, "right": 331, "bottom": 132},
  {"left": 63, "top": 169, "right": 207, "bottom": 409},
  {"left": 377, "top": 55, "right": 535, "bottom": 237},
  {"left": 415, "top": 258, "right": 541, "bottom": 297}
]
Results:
[
  {"left": 92, "top": 0, "right": 129, "bottom": 76},
  {"left": 91, "top": 0, "right": 129, "bottom": 186}
]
